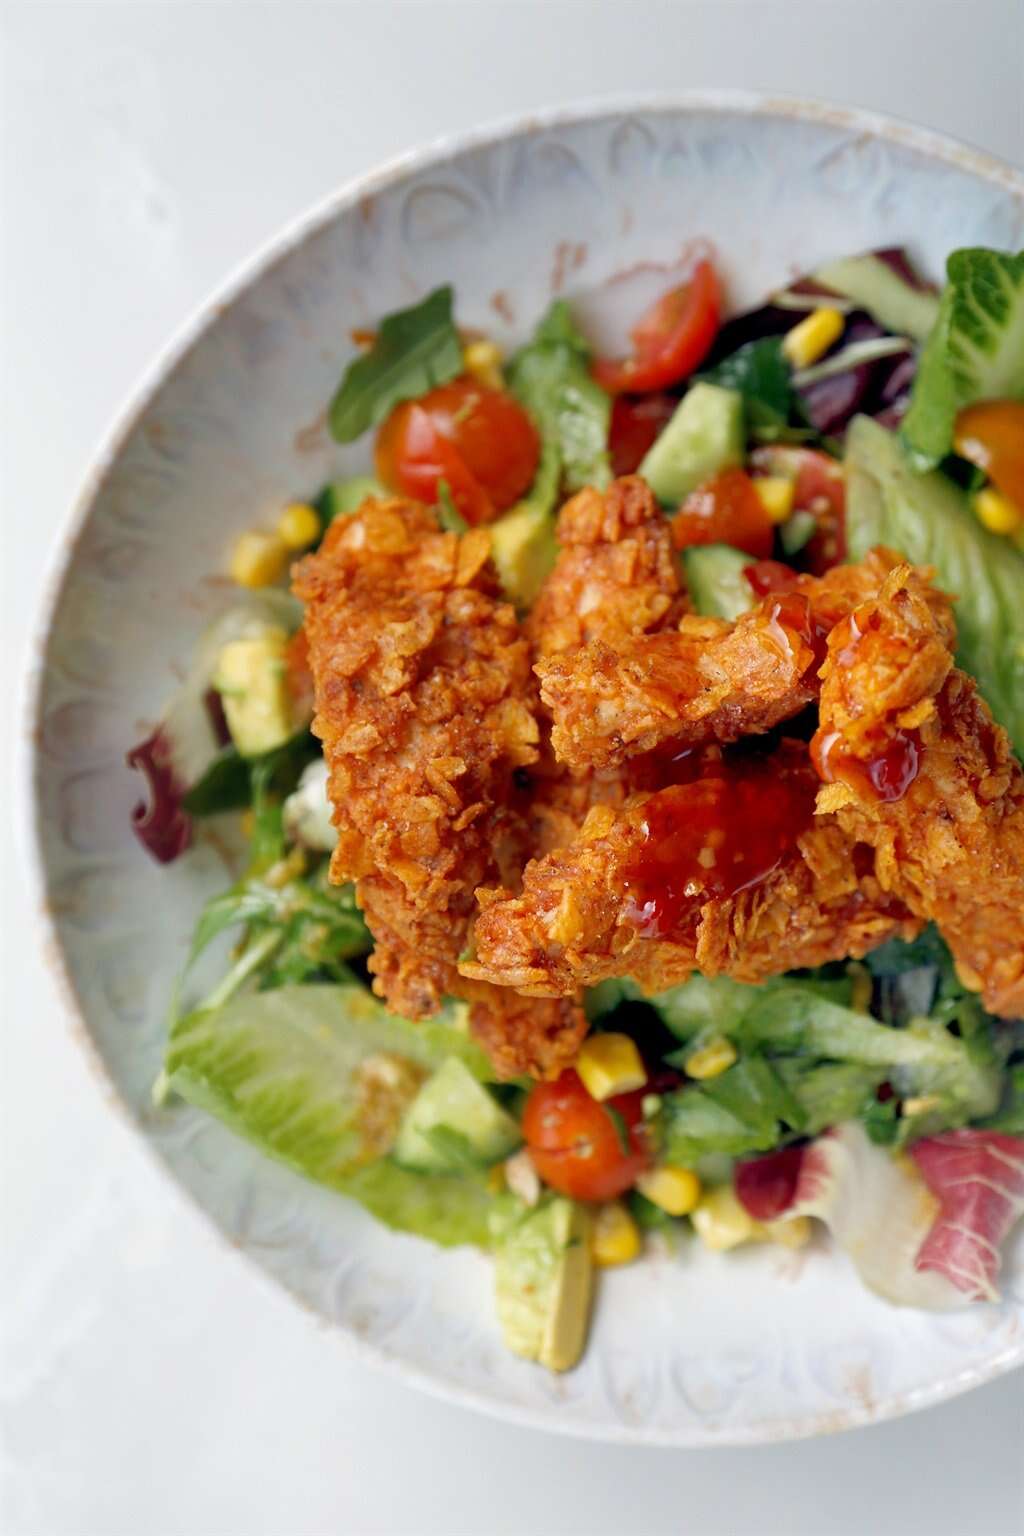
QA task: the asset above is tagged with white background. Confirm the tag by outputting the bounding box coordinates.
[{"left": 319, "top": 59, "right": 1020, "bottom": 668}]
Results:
[{"left": 3, "top": 3, "right": 1023, "bottom": 1532}]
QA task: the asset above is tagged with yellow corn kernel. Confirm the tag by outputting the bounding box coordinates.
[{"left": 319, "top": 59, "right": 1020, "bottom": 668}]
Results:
[
  {"left": 278, "top": 501, "right": 322, "bottom": 550},
  {"left": 752, "top": 475, "right": 795, "bottom": 524},
  {"left": 591, "top": 1201, "right": 642, "bottom": 1267},
  {"left": 685, "top": 1036, "right": 737, "bottom": 1081},
  {"left": 782, "top": 306, "right": 845, "bottom": 369},
  {"left": 902, "top": 1093, "right": 943, "bottom": 1118},
  {"left": 576, "top": 1032, "right": 646, "bottom": 1101},
  {"left": 463, "top": 339, "right": 504, "bottom": 390},
  {"left": 849, "top": 961, "right": 873, "bottom": 1013},
  {"left": 230, "top": 529, "right": 289, "bottom": 588},
  {"left": 973, "top": 487, "right": 1023, "bottom": 536},
  {"left": 635, "top": 1165, "right": 702, "bottom": 1217},
  {"left": 758, "top": 1214, "right": 812, "bottom": 1249},
  {"left": 691, "top": 1185, "right": 756, "bottom": 1251}
]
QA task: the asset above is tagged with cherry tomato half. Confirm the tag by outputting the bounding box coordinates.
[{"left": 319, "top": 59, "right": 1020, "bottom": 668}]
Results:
[
  {"left": 608, "top": 392, "right": 678, "bottom": 476},
  {"left": 375, "top": 377, "right": 540, "bottom": 526},
  {"left": 749, "top": 445, "right": 846, "bottom": 574},
  {"left": 743, "top": 558, "right": 801, "bottom": 597},
  {"left": 522, "top": 1068, "right": 652, "bottom": 1202},
  {"left": 594, "top": 261, "right": 722, "bottom": 395},
  {"left": 671, "top": 467, "right": 774, "bottom": 559},
  {"left": 954, "top": 400, "right": 1024, "bottom": 511}
]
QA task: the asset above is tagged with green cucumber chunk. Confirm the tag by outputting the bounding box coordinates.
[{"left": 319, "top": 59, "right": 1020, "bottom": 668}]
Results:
[
  {"left": 393, "top": 1056, "right": 521, "bottom": 1173},
  {"left": 682, "top": 543, "right": 755, "bottom": 620},
  {"left": 639, "top": 383, "right": 744, "bottom": 505}
]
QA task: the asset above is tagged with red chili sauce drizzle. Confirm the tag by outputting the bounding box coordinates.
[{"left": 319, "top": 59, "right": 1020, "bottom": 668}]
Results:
[
  {"left": 743, "top": 563, "right": 832, "bottom": 678},
  {"left": 810, "top": 606, "right": 922, "bottom": 803},
  {"left": 622, "top": 744, "right": 817, "bottom": 940}
]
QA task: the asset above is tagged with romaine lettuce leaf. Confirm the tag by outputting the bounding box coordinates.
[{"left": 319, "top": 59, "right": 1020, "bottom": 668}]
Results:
[
  {"left": 845, "top": 415, "right": 1024, "bottom": 753},
  {"left": 902, "top": 247, "right": 1024, "bottom": 467},
  {"left": 659, "top": 1056, "right": 805, "bottom": 1164},
  {"left": 162, "top": 984, "right": 497, "bottom": 1246}
]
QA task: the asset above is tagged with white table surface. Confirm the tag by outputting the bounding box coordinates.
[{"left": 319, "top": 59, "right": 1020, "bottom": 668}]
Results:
[{"left": 3, "top": 3, "right": 1023, "bottom": 1532}]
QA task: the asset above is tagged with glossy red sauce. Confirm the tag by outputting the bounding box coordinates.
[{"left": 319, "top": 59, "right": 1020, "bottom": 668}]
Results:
[
  {"left": 743, "top": 558, "right": 801, "bottom": 596},
  {"left": 810, "top": 603, "right": 922, "bottom": 803},
  {"left": 812, "top": 726, "right": 921, "bottom": 803},
  {"left": 622, "top": 745, "right": 816, "bottom": 939},
  {"left": 765, "top": 590, "right": 833, "bottom": 676}
]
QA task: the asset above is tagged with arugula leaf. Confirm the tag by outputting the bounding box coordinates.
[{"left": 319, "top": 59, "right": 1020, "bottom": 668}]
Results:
[
  {"left": 435, "top": 479, "right": 468, "bottom": 533},
  {"left": 328, "top": 286, "right": 463, "bottom": 444},
  {"left": 604, "top": 1103, "right": 632, "bottom": 1157},
  {"left": 700, "top": 338, "right": 794, "bottom": 437},
  {"left": 507, "top": 300, "right": 611, "bottom": 492},
  {"left": 183, "top": 729, "right": 319, "bottom": 819},
  {"left": 902, "top": 247, "right": 1024, "bottom": 467}
]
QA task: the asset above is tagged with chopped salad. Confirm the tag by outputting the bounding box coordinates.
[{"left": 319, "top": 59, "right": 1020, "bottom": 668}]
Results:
[{"left": 132, "top": 244, "right": 1024, "bottom": 1372}]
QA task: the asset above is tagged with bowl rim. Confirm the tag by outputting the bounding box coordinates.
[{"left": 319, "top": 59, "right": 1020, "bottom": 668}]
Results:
[{"left": 17, "top": 89, "right": 1024, "bottom": 1447}]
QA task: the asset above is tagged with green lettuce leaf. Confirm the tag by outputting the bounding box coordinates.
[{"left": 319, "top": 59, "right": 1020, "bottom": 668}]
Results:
[
  {"left": 507, "top": 300, "right": 611, "bottom": 493},
  {"left": 659, "top": 1056, "right": 805, "bottom": 1164},
  {"left": 162, "top": 984, "right": 497, "bottom": 1246},
  {"left": 902, "top": 247, "right": 1024, "bottom": 467},
  {"left": 328, "top": 286, "right": 463, "bottom": 443},
  {"left": 845, "top": 415, "right": 1024, "bottom": 753}
]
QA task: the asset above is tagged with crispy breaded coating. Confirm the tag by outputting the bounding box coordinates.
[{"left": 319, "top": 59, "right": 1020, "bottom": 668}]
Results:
[
  {"left": 537, "top": 548, "right": 933, "bottom": 771},
  {"left": 294, "top": 498, "right": 539, "bottom": 1017},
  {"left": 814, "top": 562, "right": 1024, "bottom": 1016},
  {"left": 527, "top": 475, "right": 684, "bottom": 658},
  {"left": 461, "top": 742, "right": 918, "bottom": 997}
]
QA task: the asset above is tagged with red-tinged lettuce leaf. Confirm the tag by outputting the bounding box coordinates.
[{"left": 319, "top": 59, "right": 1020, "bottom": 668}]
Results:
[
  {"left": 909, "top": 1130, "right": 1024, "bottom": 1302},
  {"left": 127, "top": 729, "right": 194, "bottom": 864},
  {"left": 779, "top": 1123, "right": 967, "bottom": 1308},
  {"left": 734, "top": 1143, "right": 806, "bottom": 1221}
]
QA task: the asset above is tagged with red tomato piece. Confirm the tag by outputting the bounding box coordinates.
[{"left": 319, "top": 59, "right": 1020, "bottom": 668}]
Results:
[
  {"left": 749, "top": 446, "right": 846, "bottom": 574},
  {"left": 743, "top": 558, "right": 801, "bottom": 597},
  {"left": 954, "top": 400, "right": 1024, "bottom": 510},
  {"left": 671, "top": 468, "right": 774, "bottom": 559},
  {"left": 594, "top": 261, "right": 722, "bottom": 394},
  {"left": 522, "top": 1068, "right": 652, "bottom": 1202},
  {"left": 608, "top": 392, "right": 678, "bottom": 476},
  {"left": 375, "top": 377, "right": 540, "bottom": 525}
]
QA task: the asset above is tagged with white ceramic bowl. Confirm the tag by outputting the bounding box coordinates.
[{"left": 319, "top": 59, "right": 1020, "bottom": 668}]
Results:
[{"left": 24, "top": 94, "right": 1024, "bottom": 1445}]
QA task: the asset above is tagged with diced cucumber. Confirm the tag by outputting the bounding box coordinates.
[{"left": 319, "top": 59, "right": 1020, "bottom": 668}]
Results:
[
  {"left": 639, "top": 383, "right": 744, "bottom": 505},
  {"left": 394, "top": 1057, "right": 521, "bottom": 1173},
  {"left": 683, "top": 543, "right": 755, "bottom": 620},
  {"left": 812, "top": 253, "right": 940, "bottom": 343},
  {"left": 845, "top": 415, "right": 1024, "bottom": 753},
  {"left": 494, "top": 1197, "right": 593, "bottom": 1372}
]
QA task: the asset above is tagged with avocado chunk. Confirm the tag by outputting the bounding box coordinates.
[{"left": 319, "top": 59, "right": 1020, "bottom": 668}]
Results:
[
  {"left": 214, "top": 625, "right": 297, "bottom": 757},
  {"left": 494, "top": 1196, "right": 593, "bottom": 1372},
  {"left": 639, "top": 382, "right": 744, "bottom": 505},
  {"left": 489, "top": 500, "right": 559, "bottom": 608},
  {"left": 845, "top": 415, "right": 1024, "bottom": 754},
  {"left": 393, "top": 1056, "right": 521, "bottom": 1173},
  {"left": 683, "top": 543, "right": 755, "bottom": 620}
]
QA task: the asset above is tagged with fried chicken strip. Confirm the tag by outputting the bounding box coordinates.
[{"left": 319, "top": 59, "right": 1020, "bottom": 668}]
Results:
[
  {"left": 813, "top": 562, "right": 1024, "bottom": 1016},
  {"left": 527, "top": 474, "right": 684, "bottom": 658},
  {"left": 537, "top": 548, "right": 934, "bottom": 771},
  {"left": 461, "top": 741, "right": 918, "bottom": 997},
  {"left": 293, "top": 498, "right": 539, "bottom": 1017}
]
